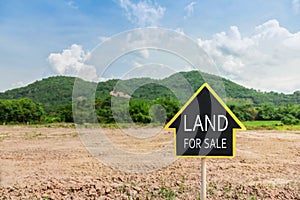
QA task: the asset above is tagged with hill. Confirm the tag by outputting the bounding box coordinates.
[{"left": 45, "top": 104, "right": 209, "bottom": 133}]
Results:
[
  {"left": 112, "top": 71, "right": 299, "bottom": 105},
  {"left": 0, "top": 71, "right": 299, "bottom": 114},
  {"left": 0, "top": 76, "right": 75, "bottom": 113}
]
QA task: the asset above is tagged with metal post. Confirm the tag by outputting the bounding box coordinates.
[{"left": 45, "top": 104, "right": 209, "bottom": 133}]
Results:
[{"left": 201, "top": 158, "right": 206, "bottom": 200}]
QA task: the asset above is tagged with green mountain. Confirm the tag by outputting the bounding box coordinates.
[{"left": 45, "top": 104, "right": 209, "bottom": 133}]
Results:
[
  {"left": 0, "top": 71, "right": 299, "bottom": 114},
  {"left": 0, "top": 76, "right": 76, "bottom": 113},
  {"left": 112, "top": 71, "right": 299, "bottom": 105}
]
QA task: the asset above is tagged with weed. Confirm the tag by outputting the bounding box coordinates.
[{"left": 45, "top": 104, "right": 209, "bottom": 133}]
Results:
[
  {"left": 0, "top": 132, "right": 9, "bottom": 141},
  {"left": 68, "top": 187, "right": 74, "bottom": 193},
  {"left": 42, "top": 196, "right": 50, "bottom": 200},
  {"left": 208, "top": 181, "right": 218, "bottom": 190},
  {"left": 235, "top": 184, "right": 244, "bottom": 195},
  {"left": 146, "top": 191, "right": 154, "bottom": 199},
  {"left": 208, "top": 188, "right": 214, "bottom": 195},
  {"left": 223, "top": 182, "right": 234, "bottom": 199},
  {"left": 249, "top": 195, "right": 256, "bottom": 200},
  {"left": 71, "top": 132, "right": 78, "bottom": 137},
  {"left": 224, "top": 182, "right": 232, "bottom": 193},
  {"left": 125, "top": 188, "right": 131, "bottom": 199},
  {"left": 225, "top": 194, "right": 232, "bottom": 199},
  {"left": 159, "top": 186, "right": 176, "bottom": 200},
  {"left": 116, "top": 185, "right": 123, "bottom": 192},
  {"left": 179, "top": 177, "right": 185, "bottom": 193},
  {"left": 34, "top": 131, "right": 43, "bottom": 137},
  {"left": 243, "top": 120, "right": 300, "bottom": 131},
  {"left": 130, "top": 182, "right": 137, "bottom": 187},
  {"left": 24, "top": 131, "right": 43, "bottom": 140}
]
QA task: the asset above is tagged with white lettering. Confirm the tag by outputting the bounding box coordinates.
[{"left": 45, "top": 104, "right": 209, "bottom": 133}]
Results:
[
  {"left": 184, "top": 114, "right": 228, "bottom": 132},
  {"left": 184, "top": 138, "right": 189, "bottom": 148},
  {"left": 204, "top": 138, "right": 209, "bottom": 148},
  {"left": 218, "top": 115, "right": 228, "bottom": 131},
  {"left": 222, "top": 138, "right": 227, "bottom": 148},
  {"left": 196, "top": 138, "right": 201, "bottom": 148},
  {"left": 202, "top": 138, "right": 227, "bottom": 149},
  {"left": 210, "top": 139, "right": 216, "bottom": 148},
  {"left": 184, "top": 115, "right": 192, "bottom": 131},
  {"left": 205, "top": 115, "right": 215, "bottom": 131},
  {"left": 193, "top": 115, "right": 204, "bottom": 131},
  {"left": 183, "top": 138, "right": 202, "bottom": 149}
]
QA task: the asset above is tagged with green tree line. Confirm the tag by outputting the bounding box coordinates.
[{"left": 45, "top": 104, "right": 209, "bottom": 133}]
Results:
[
  {"left": 0, "top": 98, "right": 44, "bottom": 124},
  {"left": 228, "top": 103, "right": 300, "bottom": 125},
  {"left": 0, "top": 97, "right": 299, "bottom": 125},
  {"left": 0, "top": 73, "right": 299, "bottom": 115},
  {"left": 42, "top": 97, "right": 300, "bottom": 125}
]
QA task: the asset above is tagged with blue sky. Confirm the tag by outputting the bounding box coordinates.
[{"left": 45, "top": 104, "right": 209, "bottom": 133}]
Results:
[{"left": 0, "top": 0, "right": 299, "bottom": 93}]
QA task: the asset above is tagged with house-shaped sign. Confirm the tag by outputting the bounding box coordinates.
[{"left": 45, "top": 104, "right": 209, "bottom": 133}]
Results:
[{"left": 165, "top": 83, "right": 246, "bottom": 158}]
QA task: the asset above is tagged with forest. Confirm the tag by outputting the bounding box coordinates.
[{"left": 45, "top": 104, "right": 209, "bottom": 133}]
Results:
[{"left": 0, "top": 71, "right": 299, "bottom": 125}]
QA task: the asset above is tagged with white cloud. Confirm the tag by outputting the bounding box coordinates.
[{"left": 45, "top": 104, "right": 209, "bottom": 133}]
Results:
[
  {"left": 183, "top": 65, "right": 194, "bottom": 71},
  {"left": 98, "top": 36, "right": 111, "bottom": 42},
  {"left": 12, "top": 81, "right": 24, "bottom": 88},
  {"left": 133, "top": 61, "right": 143, "bottom": 68},
  {"left": 139, "top": 49, "right": 150, "bottom": 59},
  {"left": 198, "top": 19, "right": 300, "bottom": 93},
  {"left": 118, "top": 0, "right": 165, "bottom": 27},
  {"left": 48, "top": 44, "right": 98, "bottom": 81},
  {"left": 66, "top": 1, "right": 78, "bottom": 9},
  {"left": 184, "top": 2, "right": 197, "bottom": 19},
  {"left": 292, "top": 0, "right": 300, "bottom": 14},
  {"left": 175, "top": 27, "right": 185, "bottom": 35}
]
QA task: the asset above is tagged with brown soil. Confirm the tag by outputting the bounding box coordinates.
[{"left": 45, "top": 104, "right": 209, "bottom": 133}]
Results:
[{"left": 0, "top": 126, "right": 299, "bottom": 199}]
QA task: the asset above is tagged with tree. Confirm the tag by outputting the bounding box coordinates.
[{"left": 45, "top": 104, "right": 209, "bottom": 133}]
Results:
[
  {"left": 129, "top": 99, "right": 151, "bottom": 123},
  {"left": 256, "top": 105, "right": 277, "bottom": 120},
  {"left": 0, "top": 98, "right": 44, "bottom": 124},
  {"left": 57, "top": 104, "right": 74, "bottom": 122},
  {"left": 152, "top": 97, "right": 180, "bottom": 123}
]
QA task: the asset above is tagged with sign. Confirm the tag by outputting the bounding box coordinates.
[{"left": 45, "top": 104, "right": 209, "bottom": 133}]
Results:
[{"left": 165, "top": 83, "right": 245, "bottom": 158}]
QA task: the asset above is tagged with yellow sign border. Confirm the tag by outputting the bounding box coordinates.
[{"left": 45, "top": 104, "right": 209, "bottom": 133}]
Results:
[{"left": 164, "top": 83, "right": 246, "bottom": 158}]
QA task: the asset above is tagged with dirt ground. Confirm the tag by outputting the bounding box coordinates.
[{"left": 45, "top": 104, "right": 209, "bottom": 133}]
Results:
[{"left": 0, "top": 125, "right": 299, "bottom": 199}]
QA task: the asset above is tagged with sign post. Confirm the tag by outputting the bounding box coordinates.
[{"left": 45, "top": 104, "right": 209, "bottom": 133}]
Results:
[
  {"left": 201, "top": 158, "right": 206, "bottom": 200},
  {"left": 165, "top": 83, "right": 246, "bottom": 199}
]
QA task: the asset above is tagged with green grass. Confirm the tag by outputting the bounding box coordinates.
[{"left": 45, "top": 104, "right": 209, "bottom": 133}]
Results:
[
  {"left": 158, "top": 187, "right": 176, "bottom": 200},
  {"left": 1, "top": 121, "right": 299, "bottom": 131},
  {"left": 24, "top": 131, "right": 44, "bottom": 140},
  {"left": 84, "top": 121, "right": 300, "bottom": 131},
  {"left": 243, "top": 120, "right": 300, "bottom": 130}
]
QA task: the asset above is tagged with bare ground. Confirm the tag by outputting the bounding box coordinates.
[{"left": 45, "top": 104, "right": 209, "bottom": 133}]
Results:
[{"left": 0, "top": 126, "right": 299, "bottom": 199}]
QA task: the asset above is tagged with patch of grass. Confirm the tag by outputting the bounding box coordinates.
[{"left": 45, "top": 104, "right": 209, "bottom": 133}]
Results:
[
  {"left": 71, "top": 132, "right": 78, "bottom": 137},
  {"left": 130, "top": 182, "right": 137, "bottom": 187},
  {"left": 0, "top": 132, "right": 10, "bottom": 141},
  {"left": 208, "top": 181, "right": 218, "bottom": 195},
  {"left": 24, "top": 131, "right": 43, "bottom": 140},
  {"left": 116, "top": 185, "right": 123, "bottom": 192},
  {"left": 158, "top": 186, "right": 176, "bottom": 200},
  {"left": 146, "top": 191, "right": 154, "bottom": 199},
  {"left": 67, "top": 186, "right": 74, "bottom": 193},
  {"left": 248, "top": 195, "right": 257, "bottom": 200},
  {"left": 243, "top": 120, "right": 300, "bottom": 130},
  {"left": 125, "top": 188, "right": 131, "bottom": 199},
  {"left": 177, "top": 176, "right": 186, "bottom": 193},
  {"left": 77, "top": 122, "right": 165, "bottom": 129},
  {"left": 268, "top": 184, "right": 273, "bottom": 189},
  {"left": 41, "top": 123, "right": 75, "bottom": 128},
  {"left": 224, "top": 182, "right": 233, "bottom": 193},
  {"left": 158, "top": 180, "right": 176, "bottom": 200}
]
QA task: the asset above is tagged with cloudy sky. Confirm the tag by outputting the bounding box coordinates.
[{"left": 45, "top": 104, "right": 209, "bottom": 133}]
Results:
[{"left": 0, "top": 0, "right": 299, "bottom": 93}]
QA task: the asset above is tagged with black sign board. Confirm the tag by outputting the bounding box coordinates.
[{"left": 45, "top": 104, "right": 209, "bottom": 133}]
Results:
[{"left": 165, "top": 83, "right": 245, "bottom": 158}]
